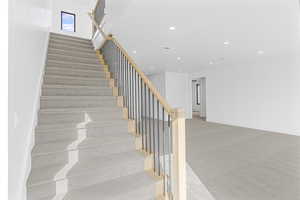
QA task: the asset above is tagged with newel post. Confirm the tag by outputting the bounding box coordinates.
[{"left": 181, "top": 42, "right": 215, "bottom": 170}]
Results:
[{"left": 171, "top": 108, "right": 186, "bottom": 200}]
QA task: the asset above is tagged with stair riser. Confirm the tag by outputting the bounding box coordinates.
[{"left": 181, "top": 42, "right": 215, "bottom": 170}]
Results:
[
  {"left": 35, "top": 120, "right": 128, "bottom": 132},
  {"left": 43, "top": 77, "right": 109, "bottom": 86},
  {"left": 48, "top": 49, "right": 97, "bottom": 59},
  {"left": 42, "top": 87, "right": 112, "bottom": 96},
  {"left": 45, "top": 69, "right": 106, "bottom": 78},
  {"left": 40, "top": 100, "right": 117, "bottom": 109},
  {"left": 35, "top": 131, "right": 78, "bottom": 144},
  {"left": 50, "top": 37, "right": 92, "bottom": 45},
  {"left": 27, "top": 181, "right": 56, "bottom": 200},
  {"left": 47, "top": 55, "right": 99, "bottom": 65},
  {"left": 50, "top": 36, "right": 92, "bottom": 45},
  {"left": 46, "top": 62, "right": 101, "bottom": 71},
  {"left": 67, "top": 161, "right": 144, "bottom": 191},
  {"left": 86, "top": 127, "right": 129, "bottom": 138},
  {"left": 35, "top": 127, "right": 127, "bottom": 144},
  {"left": 32, "top": 152, "right": 68, "bottom": 169},
  {"left": 38, "top": 112, "right": 123, "bottom": 125},
  {"left": 50, "top": 40, "right": 93, "bottom": 49},
  {"left": 50, "top": 33, "right": 90, "bottom": 40},
  {"left": 32, "top": 138, "right": 135, "bottom": 165},
  {"left": 48, "top": 44, "right": 95, "bottom": 54}
]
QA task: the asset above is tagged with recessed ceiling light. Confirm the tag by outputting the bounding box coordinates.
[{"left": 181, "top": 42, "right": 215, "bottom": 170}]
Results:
[
  {"left": 169, "top": 26, "right": 176, "bottom": 30},
  {"left": 257, "top": 50, "right": 264, "bottom": 55},
  {"left": 209, "top": 61, "right": 214, "bottom": 65},
  {"left": 132, "top": 50, "right": 137, "bottom": 54},
  {"left": 177, "top": 57, "right": 181, "bottom": 61},
  {"left": 223, "top": 41, "right": 230, "bottom": 45}
]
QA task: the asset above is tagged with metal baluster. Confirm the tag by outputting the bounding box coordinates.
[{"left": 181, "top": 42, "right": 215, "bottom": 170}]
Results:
[
  {"left": 140, "top": 77, "right": 144, "bottom": 149},
  {"left": 128, "top": 64, "right": 131, "bottom": 119},
  {"left": 152, "top": 94, "right": 156, "bottom": 173},
  {"left": 119, "top": 49, "right": 124, "bottom": 97},
  {"left": 157, "top": 100, "right": 160, "bottom": 176},
  {"left": 162, "top": 107, "right": 166, "bottom": 195},
  {"left": 148, "top": 88, "right": 151, "bottom": 153},
  {"left": 131, "top": 66, "right": 134, "bottom": 120},
  {"left": 168, "top": 114, "right": 172, "bottom": 198},
  {"left": 121, "top": 52, "right": 124, "bottom": 97},
  {"left": 125, "top": 59, "right": 128, "bottom": 111},
  {"left": 144, "top": 83, "right": 148, "bottom": 152},
  {"left": 134, "top": 70, "right": 137, "bottom": 133},
  {"left": 117, "top": 47, "right": 122, "bottom": 96}
]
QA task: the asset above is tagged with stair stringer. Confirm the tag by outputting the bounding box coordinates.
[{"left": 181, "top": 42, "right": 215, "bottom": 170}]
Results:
[{"left": 96, "top": 50, "right": 166, "bottom": 200}]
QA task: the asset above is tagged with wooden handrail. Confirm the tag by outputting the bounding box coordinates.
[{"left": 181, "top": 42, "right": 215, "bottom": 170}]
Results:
[
  {"left": 108, "top": 37, "right": 174, "bottom": 115},
  {"left": 88, "top": 13, "right": 174, "bottom": 116},
  {"left": 88, "top": 12, "right": 108, "bottom": 40}
]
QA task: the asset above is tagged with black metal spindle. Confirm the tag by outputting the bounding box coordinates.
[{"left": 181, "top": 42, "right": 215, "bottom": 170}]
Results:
[
  {"left": 134, "top": 70, "right": 137, "bottom": 132},
  {"left": 157, "top": 100, "right": 160, "bottom": 176},
  {"left": 148, "top": 88, "right": 151, "bottom": 153},
  {"left": 129, "top": 64, "right": 132, "bottom": 119},
  {"left": 162, "top": 107, "right": 166, "bottom": 194},
  {"left": 140, "top": 77, "right": 144, "bottom": 149},
  {"left": 144, "top": 83, "right": 148, "bottom": 152},
  {"left": 152, "top": 94, "right": 156, "bottom": 173},
  {"left": 168, "top": 114, "right": 172, "bottom": 196},
  {"left": 125, "top": 59, "right": 128, "bottom": 110}
]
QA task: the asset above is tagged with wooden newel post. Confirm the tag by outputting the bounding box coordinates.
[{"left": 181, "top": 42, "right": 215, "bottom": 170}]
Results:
[{"left": 171, "top": 108, "right": 186, "bottom": 200}]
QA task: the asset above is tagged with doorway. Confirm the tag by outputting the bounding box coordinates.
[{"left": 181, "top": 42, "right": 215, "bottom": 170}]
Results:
[{"left": 192, "top": 77, "right": 206, "bottom": 120}]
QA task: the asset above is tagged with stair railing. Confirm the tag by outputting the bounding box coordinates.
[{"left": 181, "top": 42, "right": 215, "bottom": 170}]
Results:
[{"left": 89, "top": 10, "right": 186, "bottom": 200}]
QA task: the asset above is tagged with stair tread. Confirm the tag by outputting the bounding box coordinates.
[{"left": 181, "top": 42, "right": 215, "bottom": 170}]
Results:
[
  {"left": 41, "top": 95, "right": 115, "bottom": 100},
  {"left": 50, "top": 33, "right": 91, "bottom": 42},
  {"left": 48, "top": 52, "right": 97, "bottom": 59},
  {"left": 38, "top": 107, "right": 121, "bottom": 113},
  {"left": 68, "top": 150, "right": 143, "bottom": 177},
  {"left": 63, "top": 172, "right": 156, "bottom": 200},
  {"left": 28, "top": 163, "right": 66, "bottom": 186},
  {"left": 32, "top": 135, "right": 132, "bottom": 156},
  {"left": 47, "top": 60, "right": 100, "bottom": 67},
  {"left": 44, "top": 75, "right": 106, "bottom": 81},
  {"left": 48, "top": 44, "right": 95, "bottom": 53},
  {"left": 42, "top": 84, "right": 109, "bottom": 89},
  {"left": 45, "top": 66, "right": 104, "bottom": 73},
  {"left": 50, "top": 39, "right": 93, "bottom": 46},
  {"left": 35, "top": 120, "right": 128, "bottom": 132},
  {"left": 47, "top": 55, "right": 99, "bottom": 64}
]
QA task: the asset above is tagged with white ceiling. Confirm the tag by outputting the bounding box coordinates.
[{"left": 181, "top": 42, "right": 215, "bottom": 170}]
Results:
[{"left": 100, "top": 0, "right": 300, "bottom": 74}]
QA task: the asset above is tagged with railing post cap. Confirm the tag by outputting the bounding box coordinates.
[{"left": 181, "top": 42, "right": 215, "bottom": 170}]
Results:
[{"left": 172, "top": 108, "right": 185, "bottom": 119}]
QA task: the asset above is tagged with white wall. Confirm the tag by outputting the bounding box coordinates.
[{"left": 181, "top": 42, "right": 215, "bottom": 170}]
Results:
[
  {"left": 148, "top": 72, "right": 193, "bottom": 119},
  {"left": 191, "top": 57, "right": 300, "bottom": 136},
  {"left": 8, "top": 0, "right": 52, "bottom": 199},
  {"left": 51, "top": 0, "right": 95, "bottom": 39},
  {"left": 165, "top": 72, "right": 192, "bottom": 119},
  {"left": 148, "top": 72, "right": 166, "bottom": 98}
]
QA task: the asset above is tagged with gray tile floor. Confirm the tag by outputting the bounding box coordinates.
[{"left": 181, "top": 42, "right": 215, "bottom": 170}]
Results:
[{"left": 186, "top": 119, "right": 300, "bottom": 200}]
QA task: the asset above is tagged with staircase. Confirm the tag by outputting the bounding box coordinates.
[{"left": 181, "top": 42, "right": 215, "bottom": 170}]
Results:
[{"left": 27, "top": 33, "right": 159, "bottom": 199}]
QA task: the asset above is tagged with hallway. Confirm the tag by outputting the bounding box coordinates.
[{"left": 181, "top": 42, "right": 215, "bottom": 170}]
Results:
[{"left": 186, "top": 119, "right": 300, "bottom": 200}]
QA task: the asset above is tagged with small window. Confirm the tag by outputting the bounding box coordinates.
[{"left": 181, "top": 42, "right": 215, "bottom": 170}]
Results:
[{"left": 61, "top": 11, "right": 76, "bottom": 32}]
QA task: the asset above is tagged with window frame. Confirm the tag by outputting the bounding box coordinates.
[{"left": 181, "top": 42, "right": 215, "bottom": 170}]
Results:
[{"left": 61, "top": 11, "right": 76, "bottom": 32}]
